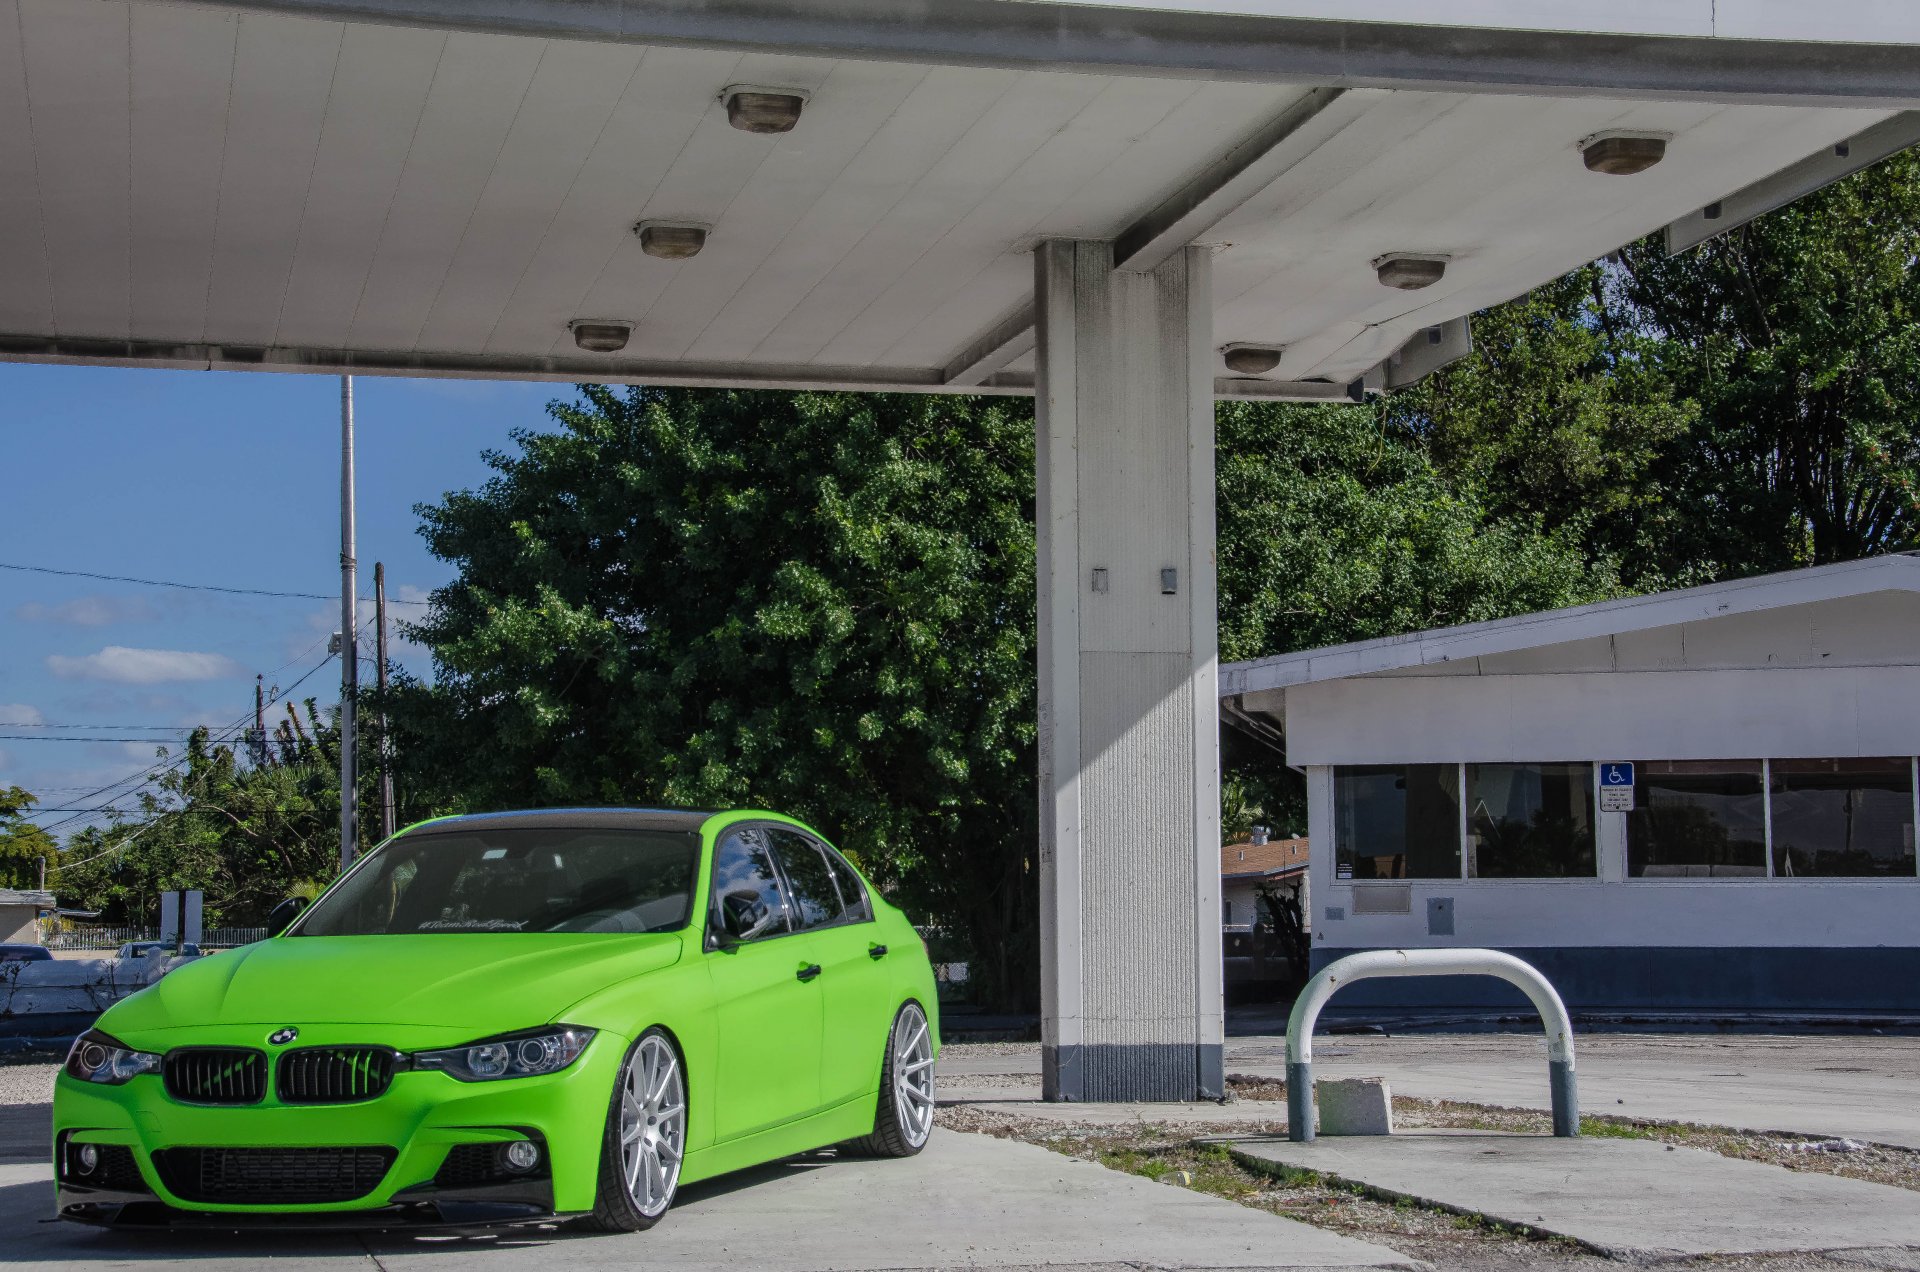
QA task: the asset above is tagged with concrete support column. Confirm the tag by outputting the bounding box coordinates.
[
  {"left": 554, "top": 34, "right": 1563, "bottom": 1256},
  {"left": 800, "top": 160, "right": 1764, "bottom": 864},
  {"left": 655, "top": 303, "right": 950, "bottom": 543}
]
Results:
[{"left": 1034, "top": 239, "right": 1224, "bottom": 1102}]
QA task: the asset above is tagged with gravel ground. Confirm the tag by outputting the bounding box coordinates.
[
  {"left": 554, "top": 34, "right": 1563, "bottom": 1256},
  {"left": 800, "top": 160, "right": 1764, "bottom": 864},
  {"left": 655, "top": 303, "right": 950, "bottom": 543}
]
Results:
[{"left": 0, "top": 1062, "right": 56, "bottom": 1107}]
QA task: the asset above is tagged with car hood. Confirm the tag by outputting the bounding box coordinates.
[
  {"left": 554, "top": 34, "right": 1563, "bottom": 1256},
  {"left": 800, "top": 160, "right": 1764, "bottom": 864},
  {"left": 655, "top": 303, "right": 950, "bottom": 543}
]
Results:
[{"left": 100, "top": 932, "right": 685, "bottom": 1037}]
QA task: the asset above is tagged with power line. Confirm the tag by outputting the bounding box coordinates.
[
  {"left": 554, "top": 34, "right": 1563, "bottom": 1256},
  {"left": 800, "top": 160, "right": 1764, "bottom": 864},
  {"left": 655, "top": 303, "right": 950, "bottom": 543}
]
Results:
[
  {"left": 0, "top": 560, "right": 429, "bottom": 606},
  {"left": 25, "top": 651, "right": 338, "bottom": 831}
]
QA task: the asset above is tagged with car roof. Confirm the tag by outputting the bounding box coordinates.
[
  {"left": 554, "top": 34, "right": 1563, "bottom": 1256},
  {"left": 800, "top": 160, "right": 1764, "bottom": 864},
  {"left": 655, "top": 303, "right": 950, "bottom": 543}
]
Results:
[{"left": 397, "top": 807, "right": 720, "bottom": 837}]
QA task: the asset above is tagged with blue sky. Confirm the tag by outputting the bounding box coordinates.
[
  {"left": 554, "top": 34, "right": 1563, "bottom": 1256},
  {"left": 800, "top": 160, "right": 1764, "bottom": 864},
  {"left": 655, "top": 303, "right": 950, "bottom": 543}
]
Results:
[{"left": 0, "top": 364, "right": 567, "bottom": 837}]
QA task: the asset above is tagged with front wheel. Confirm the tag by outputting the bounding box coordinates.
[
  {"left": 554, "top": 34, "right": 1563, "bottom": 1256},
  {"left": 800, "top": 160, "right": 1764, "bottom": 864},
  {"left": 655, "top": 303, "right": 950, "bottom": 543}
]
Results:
[
  {"left": 579, "top": 1029, "right": 686, "bottom": 1232},
  {"left": 849, "top": 1001, "right": 935, "bottom": 1157}
]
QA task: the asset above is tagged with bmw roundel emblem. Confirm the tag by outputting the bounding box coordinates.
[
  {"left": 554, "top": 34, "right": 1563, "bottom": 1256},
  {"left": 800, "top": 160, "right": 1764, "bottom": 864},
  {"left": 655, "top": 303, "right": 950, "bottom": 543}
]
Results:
[{"left": 268, "top": 1027, "right": 299, "bottom": 1046}]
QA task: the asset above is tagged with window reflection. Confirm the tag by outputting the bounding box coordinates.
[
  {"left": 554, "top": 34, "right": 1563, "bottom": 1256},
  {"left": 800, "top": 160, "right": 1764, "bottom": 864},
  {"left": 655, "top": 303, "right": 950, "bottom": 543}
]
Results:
[
  {"left": 1770, "top": 758, "right": 1916, "bottom": 878},
  {"left": 1629, "top": 761, "right": 1767, "bottom": 878},
  {"left": 1333, "top": 764, "right": 1461, "bottom": 880},
  {"left": 1466, "top": 763, "right": 1595, "bottom": 878}
]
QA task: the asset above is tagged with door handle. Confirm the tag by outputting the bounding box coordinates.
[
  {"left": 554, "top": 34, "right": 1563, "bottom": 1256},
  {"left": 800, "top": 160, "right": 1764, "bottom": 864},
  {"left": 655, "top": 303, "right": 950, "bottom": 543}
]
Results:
[
  {"left": 796, "top": 963, "right": 823, "bottom": 982},
  {"left": 868, "top": 944, "right": 888, "bottom": 960}
]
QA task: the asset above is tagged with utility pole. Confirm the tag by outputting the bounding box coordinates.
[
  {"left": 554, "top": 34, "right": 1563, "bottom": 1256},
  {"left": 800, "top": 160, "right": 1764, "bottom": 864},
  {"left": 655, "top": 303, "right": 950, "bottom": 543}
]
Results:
[
  {"left": 339, "top": 375, "right": 359, "bottom": 872},
  {"left": 252, "top": 674, "right": 268, "bottom": 767},
  {"left": 374, "top": 560, "right": 396, "bottom": 841}
]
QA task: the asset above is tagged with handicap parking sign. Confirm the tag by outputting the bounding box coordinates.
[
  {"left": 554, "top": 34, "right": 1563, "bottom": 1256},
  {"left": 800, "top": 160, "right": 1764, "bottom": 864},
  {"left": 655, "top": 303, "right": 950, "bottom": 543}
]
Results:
[{"left": 1600, "top": 762, "right": 1635, "bottom": 811}]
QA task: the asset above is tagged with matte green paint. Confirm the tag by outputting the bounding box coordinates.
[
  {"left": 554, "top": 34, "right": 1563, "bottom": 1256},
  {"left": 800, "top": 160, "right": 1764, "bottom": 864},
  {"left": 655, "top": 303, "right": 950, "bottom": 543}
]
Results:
[{"left": 53, "top": 810, "right": 938, "bottom": 1218}]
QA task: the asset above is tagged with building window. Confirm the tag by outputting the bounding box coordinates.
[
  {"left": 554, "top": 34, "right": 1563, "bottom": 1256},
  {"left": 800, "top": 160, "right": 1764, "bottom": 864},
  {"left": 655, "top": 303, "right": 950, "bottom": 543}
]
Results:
[
  {"left": 1770, "top": 758, "right": 1917, "bottom": 878},
  {"left": 1628, "top": 761, "right": 1767, "bottom": 878},
  {"left": 1223, "top": 898, "right": 1233, "bottom": 925},
  {"left": 1466, "top": 763, "right": 1596, "bottom": 878},
  {"left": 1333, "top": 765, "right": 1461, "bottom": 880}
]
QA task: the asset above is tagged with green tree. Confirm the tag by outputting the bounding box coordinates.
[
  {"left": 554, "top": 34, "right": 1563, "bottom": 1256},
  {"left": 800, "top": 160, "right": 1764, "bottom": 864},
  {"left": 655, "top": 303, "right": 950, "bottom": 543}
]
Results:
[
  {"left": 392, "top": 387, "right": 1040, "bottom": 1009},
  {"left": 1216, "top": 399, "right": 1611, "bottom": 661},
  {"left": 56, "top": 708, "right": 347, "bottom": 928},
  {"left": 0, "top": 786, "right": 57, "bottom": 891},
  {"left": 1616, "top": 151, "right": 1920, "bottom": 573}
]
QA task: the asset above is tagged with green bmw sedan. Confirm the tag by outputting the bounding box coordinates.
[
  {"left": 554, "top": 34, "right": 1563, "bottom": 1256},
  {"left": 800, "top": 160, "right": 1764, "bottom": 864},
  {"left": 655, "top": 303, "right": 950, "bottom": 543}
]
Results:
[{"left": 52, "top": 809, "right": 939, "bottom": 1231}]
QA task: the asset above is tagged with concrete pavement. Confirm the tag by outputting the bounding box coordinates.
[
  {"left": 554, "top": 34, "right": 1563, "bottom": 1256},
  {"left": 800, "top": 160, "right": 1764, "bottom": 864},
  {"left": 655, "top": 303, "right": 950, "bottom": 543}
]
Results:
[
  {"left": 0, "top": 1124, "right": 1412, "bottom": 1272},
  {"left": 1229, "top": 1131, "right": 1920, "bottom": 1261}
]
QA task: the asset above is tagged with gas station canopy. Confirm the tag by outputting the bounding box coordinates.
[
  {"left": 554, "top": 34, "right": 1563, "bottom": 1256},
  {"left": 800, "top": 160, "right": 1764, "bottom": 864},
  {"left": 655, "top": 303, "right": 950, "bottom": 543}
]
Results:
[{"left": 3, "top": 0, "right": 1917, "bottom": 399}]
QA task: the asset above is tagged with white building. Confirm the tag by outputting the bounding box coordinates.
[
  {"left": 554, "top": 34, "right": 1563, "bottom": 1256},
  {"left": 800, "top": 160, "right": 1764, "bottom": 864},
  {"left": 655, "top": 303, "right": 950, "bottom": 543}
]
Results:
[{"left": 1220, "top": 556, "right": 1920, "bottom": 1016}]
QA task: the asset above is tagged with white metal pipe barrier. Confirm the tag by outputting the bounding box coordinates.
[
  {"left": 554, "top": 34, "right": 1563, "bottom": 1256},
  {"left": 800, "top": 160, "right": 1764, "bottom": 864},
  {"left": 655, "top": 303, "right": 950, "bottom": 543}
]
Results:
[{"left": 1285, "top": 948, "right": 1579, "bottom": 1142}]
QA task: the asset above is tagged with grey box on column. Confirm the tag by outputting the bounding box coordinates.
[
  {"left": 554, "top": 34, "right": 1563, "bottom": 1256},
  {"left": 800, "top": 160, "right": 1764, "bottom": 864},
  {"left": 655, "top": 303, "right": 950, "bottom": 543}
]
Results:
[{"left": 1034, "top": 240, "right": 1224, "bottom": 1102}]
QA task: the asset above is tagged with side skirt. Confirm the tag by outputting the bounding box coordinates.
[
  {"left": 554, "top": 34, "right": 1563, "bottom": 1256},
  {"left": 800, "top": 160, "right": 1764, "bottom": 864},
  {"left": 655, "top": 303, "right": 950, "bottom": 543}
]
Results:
[{"left": 679, "top": 1095, "right": 878, "bottom": 1186}]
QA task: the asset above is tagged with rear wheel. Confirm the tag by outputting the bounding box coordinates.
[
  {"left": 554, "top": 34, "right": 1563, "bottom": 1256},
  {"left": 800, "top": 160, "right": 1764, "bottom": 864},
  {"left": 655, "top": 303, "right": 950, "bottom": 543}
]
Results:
[
  {"left": 579, "top": 1029, "right": 686, "bottom": 1232},
  {"left": 848, "top": 1001, "right": 935, "bottom": 1157}
]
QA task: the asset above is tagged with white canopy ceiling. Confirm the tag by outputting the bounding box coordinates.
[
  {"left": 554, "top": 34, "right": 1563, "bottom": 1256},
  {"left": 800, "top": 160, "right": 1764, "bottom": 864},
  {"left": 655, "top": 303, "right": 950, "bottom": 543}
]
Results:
[{"left": 0, "top": 0, "right": 1912, "bottom": 396}]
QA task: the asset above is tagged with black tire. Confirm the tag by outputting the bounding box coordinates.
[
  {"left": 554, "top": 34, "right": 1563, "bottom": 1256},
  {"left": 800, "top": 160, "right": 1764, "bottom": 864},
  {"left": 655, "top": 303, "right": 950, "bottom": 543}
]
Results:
[
  {"left": 575, "top": 1028, "right": 685, "bottom": 1233},
  {"left": 847, "top": 1001, "right": 935, "bottom": 1158}
]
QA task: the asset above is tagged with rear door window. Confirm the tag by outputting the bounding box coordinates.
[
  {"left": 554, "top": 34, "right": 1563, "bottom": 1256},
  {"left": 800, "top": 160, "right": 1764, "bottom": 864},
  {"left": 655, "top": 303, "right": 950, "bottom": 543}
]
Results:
[{"left": 768, "top": 829, "right": 845, "bottom": 931}]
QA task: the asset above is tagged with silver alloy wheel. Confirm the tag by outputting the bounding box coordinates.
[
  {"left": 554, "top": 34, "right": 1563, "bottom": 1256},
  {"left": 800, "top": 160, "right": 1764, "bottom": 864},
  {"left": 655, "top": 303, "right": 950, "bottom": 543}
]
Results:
[
  {"left": 892, "top": 1003, "right": 936, "bottom": 1147},
  {"left": 619, "top": 1034, "right": 686, "bottom": 1219}
]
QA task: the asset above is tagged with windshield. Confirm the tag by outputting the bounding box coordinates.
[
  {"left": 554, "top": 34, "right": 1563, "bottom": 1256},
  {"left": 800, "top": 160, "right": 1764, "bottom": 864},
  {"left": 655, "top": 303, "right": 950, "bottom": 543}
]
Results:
[{"left": 292, "top": 827, "right": 701, "bottom": 937}]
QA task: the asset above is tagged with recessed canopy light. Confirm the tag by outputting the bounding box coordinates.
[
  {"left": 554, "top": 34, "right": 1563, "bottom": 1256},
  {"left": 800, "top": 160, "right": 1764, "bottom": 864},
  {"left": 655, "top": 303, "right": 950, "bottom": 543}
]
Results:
[
  {"left": 1221, "top": 344, "right": 1283, "bottom": 375},
  {"left": 635, "top": 221, "right": 710, "bottom": 260},
  {"left": 1374, "top": 254, "right": 1449, "bottom": 290},
  {"left": 722, "top": 85, "right": 809, "bottom": 134},
  {"left": 569, "top": 320, "right": 632, "bottom": 354},
  {"left": 1580, "top": 132, "right": 1669, "bottom": 176}
]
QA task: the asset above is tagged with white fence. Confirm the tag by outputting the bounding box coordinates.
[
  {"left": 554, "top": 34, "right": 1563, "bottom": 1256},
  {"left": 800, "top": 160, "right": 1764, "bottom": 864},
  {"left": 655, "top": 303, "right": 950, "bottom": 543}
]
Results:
[{"left": 37, "top": 920, "right": 268, "bottom": 952}]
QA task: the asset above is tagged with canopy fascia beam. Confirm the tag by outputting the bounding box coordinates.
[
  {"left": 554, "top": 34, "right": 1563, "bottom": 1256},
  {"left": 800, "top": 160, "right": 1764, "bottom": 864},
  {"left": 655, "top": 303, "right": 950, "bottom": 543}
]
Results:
[
  {"left": 1114, "top": 86, "right": 1364, "bottom": 274},
  {"left": 0, "top": 334, "right": 1030, "bottom": 397},
  {"left": 943, "top": 303, "right": 1037, "bottom": 388},
  {"left": 1665, "top": 111, "right": 1920, "bottom": 254},
  {"left": 161, "top": 0, "right": 1920, "bottom": 109}
]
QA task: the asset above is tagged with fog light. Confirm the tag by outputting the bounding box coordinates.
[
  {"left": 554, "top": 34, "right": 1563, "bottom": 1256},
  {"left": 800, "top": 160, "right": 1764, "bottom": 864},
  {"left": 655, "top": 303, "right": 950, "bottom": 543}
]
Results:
[
  {"left": 503, "top": 1140, "right": 541, "bottom": 1173},
  {"left": 75, "top": 1143, "right": 99, "bottom": 1174}
]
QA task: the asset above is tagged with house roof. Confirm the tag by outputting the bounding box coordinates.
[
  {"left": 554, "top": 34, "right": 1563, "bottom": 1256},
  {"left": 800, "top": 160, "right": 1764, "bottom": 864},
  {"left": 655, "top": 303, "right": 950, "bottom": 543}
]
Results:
[
  {"left": 0, "top": 889, "right": 56, "bottom": 908},
  {"left": 1220, "top": 553, "right": 1920, "bottom": 698},
  {"left": 1222, "top": 837, "right": 1310, "bottom": 881}
]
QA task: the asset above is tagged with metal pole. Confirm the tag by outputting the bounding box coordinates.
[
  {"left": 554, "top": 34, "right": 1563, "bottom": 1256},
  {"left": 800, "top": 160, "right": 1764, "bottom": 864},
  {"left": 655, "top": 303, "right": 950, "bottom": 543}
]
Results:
[
  {"left": 339, "top": 375, "right": 359, "bottom": 871},
  {"left": 374, "top": 560, "right": 396, "bottom": 841}
]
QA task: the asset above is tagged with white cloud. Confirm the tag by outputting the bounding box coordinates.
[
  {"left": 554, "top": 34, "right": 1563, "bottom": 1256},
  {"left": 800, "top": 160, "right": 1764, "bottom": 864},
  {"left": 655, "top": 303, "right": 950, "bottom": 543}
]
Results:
[
  {"left": 46, "top": 646, "right": 246, "bottom": 685},
  {"left": 14, "top": 596, "right": 157, "bottom": 626},
  {"left": 0, "top": 704, "right": 46, "bottom": 726}
]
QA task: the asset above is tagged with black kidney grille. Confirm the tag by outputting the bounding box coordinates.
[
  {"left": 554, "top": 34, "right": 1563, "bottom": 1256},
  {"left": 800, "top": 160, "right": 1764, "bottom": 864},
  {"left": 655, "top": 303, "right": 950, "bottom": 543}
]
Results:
[
  {"left": 152, "top": 1146, "right": 397, "bottom": 1205},
  {"left": 163, "top": 1049, "right": 265, "bottom": 1105},
  {"left": 276, "top": 1047, "right": 397, "bottom": 1104}
]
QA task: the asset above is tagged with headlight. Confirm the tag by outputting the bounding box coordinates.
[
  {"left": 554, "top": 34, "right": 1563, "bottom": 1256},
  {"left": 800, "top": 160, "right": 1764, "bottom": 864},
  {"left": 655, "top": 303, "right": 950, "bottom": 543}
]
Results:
[
  {"left": 64, "top": 1029, "right": 161, "bottom": 1085},
  {"left": 410, "top": 1027, "right": 595, "bottom": 1082}
]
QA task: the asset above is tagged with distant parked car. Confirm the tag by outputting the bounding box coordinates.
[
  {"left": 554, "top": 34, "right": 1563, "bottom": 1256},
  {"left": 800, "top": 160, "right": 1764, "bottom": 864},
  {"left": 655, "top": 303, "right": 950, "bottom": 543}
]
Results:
[
  {"left": 114, "top": 942, "right": 201, "bottom": 960},
  {"left": 0, "top": 943, "right": 52, "bottom": 963}
]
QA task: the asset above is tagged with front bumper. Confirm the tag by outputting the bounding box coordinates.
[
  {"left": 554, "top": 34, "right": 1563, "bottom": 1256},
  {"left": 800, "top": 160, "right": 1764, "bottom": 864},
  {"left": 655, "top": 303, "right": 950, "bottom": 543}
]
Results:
[{"left": 53, "top": 1025, "right": 624, "bottom": 1224}]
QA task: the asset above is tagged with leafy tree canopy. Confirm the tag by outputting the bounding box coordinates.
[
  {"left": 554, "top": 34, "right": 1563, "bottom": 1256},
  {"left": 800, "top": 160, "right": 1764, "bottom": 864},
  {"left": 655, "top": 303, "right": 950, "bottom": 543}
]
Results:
[
  {"left": 55, "top": 707, "right": 346, "bottom": 928},
  {"left": 392, "top": 387, "right": 1040, "bottom": 1007},
  {"left": 0, "top": 786, "right": 57, "bottom": 892}
]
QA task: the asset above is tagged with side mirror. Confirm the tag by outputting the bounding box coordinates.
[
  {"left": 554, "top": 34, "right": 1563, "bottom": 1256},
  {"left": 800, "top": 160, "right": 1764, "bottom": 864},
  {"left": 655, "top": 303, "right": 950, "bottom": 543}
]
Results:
[{"left": 266, "top": 896, "right": 310, "bottom": 936}]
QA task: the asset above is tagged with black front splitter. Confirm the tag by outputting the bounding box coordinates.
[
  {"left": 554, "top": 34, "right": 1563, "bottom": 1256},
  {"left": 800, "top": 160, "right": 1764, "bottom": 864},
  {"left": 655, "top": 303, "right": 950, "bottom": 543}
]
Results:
[{"left": 61, "top": 1199, "right": 586, "bottom": 1233}]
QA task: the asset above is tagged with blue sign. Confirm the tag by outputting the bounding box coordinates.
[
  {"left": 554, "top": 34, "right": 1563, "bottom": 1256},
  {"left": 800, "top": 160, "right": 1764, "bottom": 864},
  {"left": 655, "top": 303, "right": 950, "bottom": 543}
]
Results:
[{"left": 1600, "top": 762, "right": 1635, "bottom": 788}]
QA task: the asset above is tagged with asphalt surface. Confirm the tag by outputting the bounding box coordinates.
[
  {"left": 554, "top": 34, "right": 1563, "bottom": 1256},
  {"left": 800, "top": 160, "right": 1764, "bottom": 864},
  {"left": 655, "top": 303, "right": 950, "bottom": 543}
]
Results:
[{"left": 939, "top": 1034, "right": 1920, "bottom": 1147}]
